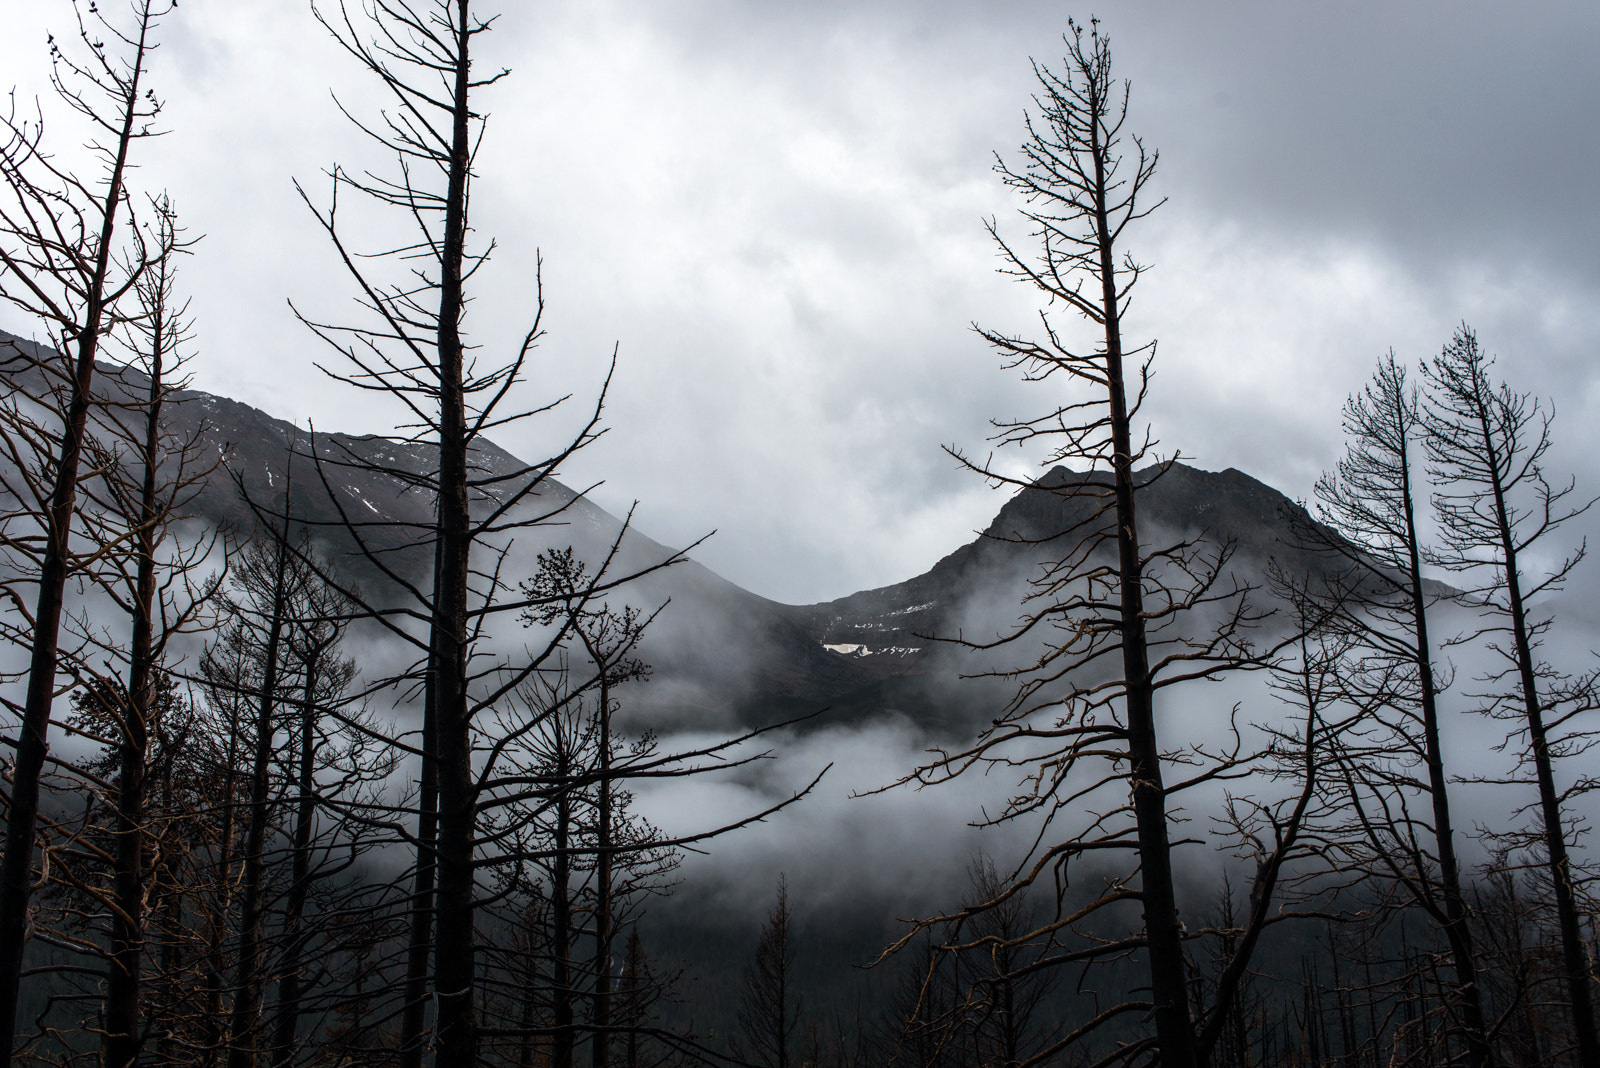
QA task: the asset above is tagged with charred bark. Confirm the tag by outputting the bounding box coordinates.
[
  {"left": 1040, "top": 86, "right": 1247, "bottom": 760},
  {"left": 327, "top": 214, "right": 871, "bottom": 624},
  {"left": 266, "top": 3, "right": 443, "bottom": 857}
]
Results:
[{"left": 0, "top": 6, "right": 169, "bottom": 1058}]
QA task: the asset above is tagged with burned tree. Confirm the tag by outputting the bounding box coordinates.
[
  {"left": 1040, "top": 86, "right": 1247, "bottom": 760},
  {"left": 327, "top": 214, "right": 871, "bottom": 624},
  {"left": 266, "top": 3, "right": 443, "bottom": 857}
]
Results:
[
  {"left": 291, "top": 4, "right": 824, "bottom": 1067},
  {"left": 0, "top": 3, "right": 173, "bottom": 1057},
  {"left": 737, "top": 877, "right": 799, "bottom": 1068},
  {"left": 73, "top": 200, "right": 219, "bottom": 1068},
  {"left": 1293, "top": 351, "right": 1496, "bottom": 1067},
  {"left": 516, "top": 548, "right": 673, "bottom": 1068},
  {"left": 217, "top": 489, "right": 302, "bottom": 1068},
  {"left": 1421, "top": 325, "right": 1599, "bottom": 1068},
  {"left": 194, "top": 516, "right": 390, "bottom": 1068},
  {"left": 265, "top": 556, "right": 371, "bottom": 1068},
  {"left": 886, "top": 21, "right": 1317, "bottom": 1067},
  {"left": 290, "top": 2, "right": 574, "bottom": 1061},
  {"left": 0, "top": 201, "right": 225, "bottom": 1067},
  {"left": 475, "top": 547, "right": 806, "bottom": 1068},
  {"left": 890, "top": 859, "right": 1062, "bottom": 1068}
]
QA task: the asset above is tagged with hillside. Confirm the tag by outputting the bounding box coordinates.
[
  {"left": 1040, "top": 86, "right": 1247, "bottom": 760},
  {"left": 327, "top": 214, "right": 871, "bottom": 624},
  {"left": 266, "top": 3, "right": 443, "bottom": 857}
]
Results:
[{"left": 1, "top": 329, "right": 1335, "bottom": 734}]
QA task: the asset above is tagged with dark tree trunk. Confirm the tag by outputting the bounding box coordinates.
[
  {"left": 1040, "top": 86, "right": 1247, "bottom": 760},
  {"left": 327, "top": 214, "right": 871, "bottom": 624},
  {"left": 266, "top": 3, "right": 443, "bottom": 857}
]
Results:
[
  {"left": 204, "top": 694, "right": 244, "bottom": 1068},
  {"left": 0, "top": 16, "right": 152, "bottom": 1061},
  {"left": 400, "top": 543, "right": 443, "bottom": 1068},
  {"left": 151, "top": 757, "right": 184, "bottom": 1067},
  {"left": 621, "top": 929, "right": 642, "bottom": 1068},
  {"left": 1087, "top": 94, "right": 1197, "bottom": 1068},
  {"left": 517, "top": 898, "right": 542, "bottom": 1068},
  {"left": 1427, "top": 335, "right": 1599, "bottom": 1068},
  {"left": 592, "top": 673, "right": 613, "bottom": 1068},
  {"left": 552, "top": 741, "right": 575, "bottom": 1068},
  {"left": 269, "top": 659, "right": 322, "bottom": 1068},
  {"left": 103, "top": 291, "right": 170, "bottom": 1068},
  {"left": 1490, "top": 481, "right": 1600, "bottom": 1068},
  {"left": 1405, "top": 483, "right": 1493, "bottom": 1068},
  {"left": 429, "top": 4, "right": 479, "bottom": 1066},
  {"left": 103, "top": 622, "right": 152, "bottom": 1068},
  {"left": 226, "top": 512, "right": 294, "bottom": 1068}
]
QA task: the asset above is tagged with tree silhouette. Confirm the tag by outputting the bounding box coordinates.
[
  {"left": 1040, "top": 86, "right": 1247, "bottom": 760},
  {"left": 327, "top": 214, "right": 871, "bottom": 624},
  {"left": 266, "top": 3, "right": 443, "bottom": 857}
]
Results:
[
  {"left": 1422, "top": 325, "right": 1598, "bottom": 1068},
  {"left": 738, "top": 876, "right": 799, "bottom": 1068}
]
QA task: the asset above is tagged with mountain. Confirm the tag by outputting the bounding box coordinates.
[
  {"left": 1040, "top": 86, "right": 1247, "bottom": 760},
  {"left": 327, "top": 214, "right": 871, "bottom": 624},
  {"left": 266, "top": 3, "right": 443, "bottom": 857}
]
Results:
[
  {"left": 782, "top": 462, "right": 1340, "bottom": 731},
  {"left": 0, "top": 329, "right": 1333, "bottom": 734}
]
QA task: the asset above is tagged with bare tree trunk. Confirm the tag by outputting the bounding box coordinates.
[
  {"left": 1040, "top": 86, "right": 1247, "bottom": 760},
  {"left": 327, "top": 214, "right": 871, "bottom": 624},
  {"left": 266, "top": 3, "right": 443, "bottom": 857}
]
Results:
[
  {"left": 430, "top": 5, "right": 479, "bottom": 1065},
  {"left": 1424, "top": 329, "right": 1600, "bottom": 1067},
  {"left": 0, "top": 10, "right": 158, "bottom": 1057},
  {"left": 921, "top": 22, "right": 1278, "bottom": 1065},
  {"left": 1308, "top": 354, "right": 1494, "bottom": 1067},
  {"left": 1407, "top": 473, "right": 1493, "bottom": 1068},
  {"left": 102, "top": 267, "right": 173, "bottom": 1068},
  {"left": 621, "top": 928, "right": 643, "bottom": 1068},
  {"left": 552, "top": 740, "right": 575, "bottom": 1068},
  {"left": 103, "top": 545, "right": 153, "bottom": 1068},
  {"left": 1088, "top": 84, "right": 1197, "bottom": 1068},
  {"left": 151, "top": 757, "right": 184, "bottom": 1067},
  {"left": 400, "top": 544, "right": 443, "bottom": 1068},
  {"left": 518, "top": 897, "right": 543, "bottom": 1068},
  {"left": 203, "top": 695, "right": 244, "bottom": 1068},
  {"left": 269, "top": 659, "right": 322, "bottom": 1068},
  {"left": 592, "top": 673, "right": 613, "bottom": 1068},
  {"left": 226, "top": 505, "right": 294, "bottom": 1068},
  {"left": 299, "top": 2, "right": 766, "bottom": 1060},
  {"left": 1498, "top": 521, "right": 1598, "bottom": 1067}
]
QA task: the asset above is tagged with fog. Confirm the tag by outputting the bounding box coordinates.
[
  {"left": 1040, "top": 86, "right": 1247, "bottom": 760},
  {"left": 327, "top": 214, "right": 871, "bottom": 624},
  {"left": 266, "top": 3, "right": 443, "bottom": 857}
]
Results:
[
  {"left": 7, "top": 394, "right": 1596, "bottom": 944},
  {"left": 622, "top": 585, "right": 1600, "bottom": 936}
]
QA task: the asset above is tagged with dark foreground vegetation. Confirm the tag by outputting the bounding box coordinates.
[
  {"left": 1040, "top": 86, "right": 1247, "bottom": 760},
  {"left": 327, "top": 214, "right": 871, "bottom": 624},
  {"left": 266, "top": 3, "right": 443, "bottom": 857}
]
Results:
[{"left": 1, "top": 3, "right": 1596, "bottom": 1067}]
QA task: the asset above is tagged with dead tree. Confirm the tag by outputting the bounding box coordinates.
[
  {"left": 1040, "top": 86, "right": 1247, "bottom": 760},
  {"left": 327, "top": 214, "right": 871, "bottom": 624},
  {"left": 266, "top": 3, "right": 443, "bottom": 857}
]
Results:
[
  {"left": 1293, "top": 351, "right": 1496, "bottom": 1066},
  {"left": 288, "top": 3, "right": 563, "bottom": 1061},
  {"left": 891, "top": 21, "right": 1303, "bottom": 1067},
  {"left": 133, "top": 684, "right": 238, "bottom": 1068},
  {"left": 615, "top": 926, "right": 665, "bottom": 1068},
  {"left": 265, "top": 562, "right": 367, "bottom": 1068},
  {"left": 1198, "top": 591, "right": 1350, "bottom": 1067},
  {"left": 192, "top": 631, "right": 252, "bottom": 1068},
  {"left": 74, "top": 198, "right": 219, "bottom": 1068},
  {"left": 1421, "top": 325, "right": 1599, "bottom": 1068},
  {"left": 477, "top": 554, "right": 804, "bottom": 1067},
  {"left": 2, "top": 205, "right": 221, "bottom": 1056},
  {"left": 0, "top": 3, "right": 173, "bottom": 1057},
  {"left": 877, "top": 934, "right": 959, "bottom": 1068},
  {"left": 218, "top": 482, "right": 303, "bottom": 1068},
  {"left": 289, "top": 5, "right": 825, "bottom": 1067},
  {"left": 737, "top": 876, "right": 799, "bottom": 1068},
  {"left": 928, "top": 858, "right": 1062, "bottom": 1068},
  {"left": 195, "top": 517, "right": 391, "bottom": 1068},
  {"left": 525, "top": 669, "right": 584, "bottom": 1068},
  {"left": 93, "top": 204, "right": 187, "bottom": 1068},
  {"left": 28, "top": 673, "right": 203, "bottom": 1060},
  {"left": 518, "top": 548, "right": 665, "bottom": 1068}
]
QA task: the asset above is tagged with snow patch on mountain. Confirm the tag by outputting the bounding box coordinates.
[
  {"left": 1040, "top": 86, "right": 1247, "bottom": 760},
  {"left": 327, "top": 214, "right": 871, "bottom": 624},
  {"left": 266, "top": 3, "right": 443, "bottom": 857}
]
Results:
[{"left": 822, "top": 642, "right": 922, "bottom": 657}]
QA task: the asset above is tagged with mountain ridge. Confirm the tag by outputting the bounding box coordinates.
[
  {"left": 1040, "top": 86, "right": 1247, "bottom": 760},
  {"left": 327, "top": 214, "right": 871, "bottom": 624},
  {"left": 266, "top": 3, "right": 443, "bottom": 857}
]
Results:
[{"left": 1, "top": 328, "right": 1334, "bottom": 731}]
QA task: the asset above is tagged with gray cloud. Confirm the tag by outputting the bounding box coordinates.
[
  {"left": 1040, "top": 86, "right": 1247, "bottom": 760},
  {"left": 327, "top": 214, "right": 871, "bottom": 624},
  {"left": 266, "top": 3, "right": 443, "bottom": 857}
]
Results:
[{"left": 2, "top": 0, "right": 1595, "bottom": 606}]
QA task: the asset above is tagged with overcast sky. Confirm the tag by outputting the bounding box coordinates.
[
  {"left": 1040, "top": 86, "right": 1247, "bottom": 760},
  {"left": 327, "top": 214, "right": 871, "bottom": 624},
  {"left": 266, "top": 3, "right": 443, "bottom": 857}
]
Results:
[{"left": 4, "top": 0, "right": 1597, "bottom": 605}]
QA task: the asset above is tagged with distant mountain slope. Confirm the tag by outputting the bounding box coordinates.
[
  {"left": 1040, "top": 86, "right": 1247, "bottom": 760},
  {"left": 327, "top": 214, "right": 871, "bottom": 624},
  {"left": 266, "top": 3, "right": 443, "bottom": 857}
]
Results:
[
  {"left": 802, "top": 465, "right": 1325, "bottom": 648},
  {"left": 1, "top": 329, "right": 1342, "bottom": 734},
  {"left": 0, "top": 329, "right": 867, "bottom": 728},
  {"left": 781, "top": 462, "right": 1342, "bottom": 730}
]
